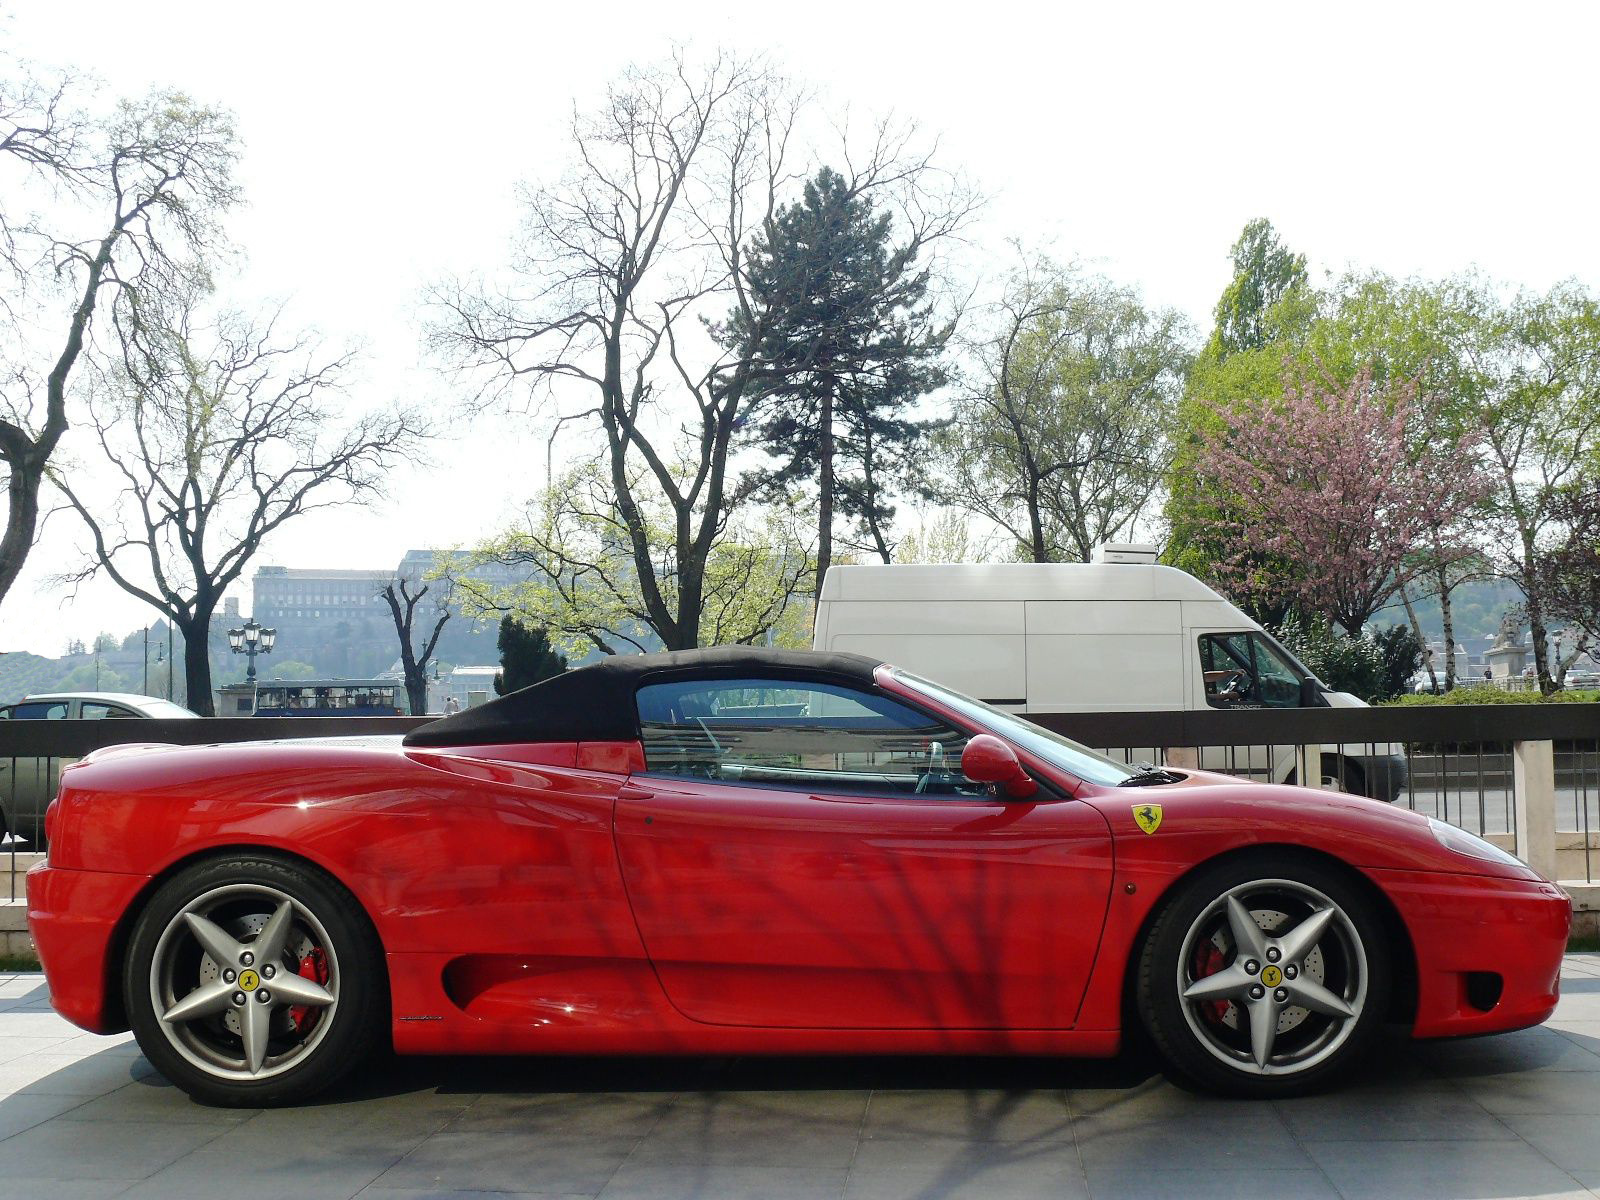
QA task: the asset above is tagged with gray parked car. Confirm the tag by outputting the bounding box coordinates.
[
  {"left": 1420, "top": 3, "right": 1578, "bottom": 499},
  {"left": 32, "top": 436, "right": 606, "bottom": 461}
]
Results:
[{"left": 0, "top": 692, "right": 198, "bottom": 845}]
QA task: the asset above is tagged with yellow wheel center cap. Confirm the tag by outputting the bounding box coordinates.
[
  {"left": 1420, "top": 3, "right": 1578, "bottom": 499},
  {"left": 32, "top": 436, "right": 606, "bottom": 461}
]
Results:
[
  {"left": 1260, "top": 965, "right": 1283, "bottom": 988},
  {"left": 238, "top": 969, "right": 260, "bottom": 991}
]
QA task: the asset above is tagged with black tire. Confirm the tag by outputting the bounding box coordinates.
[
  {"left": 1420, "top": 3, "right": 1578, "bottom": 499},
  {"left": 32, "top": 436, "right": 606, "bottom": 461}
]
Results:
[
  {"left": 1136, "top": 852, "right": 1390, "bottom": 1098},
  {"left": 124, "top": 855, "right": 386, "bottom": 1106},
  {"left": 1286, "top": 756, "right": 1366, "bottom": 798}
]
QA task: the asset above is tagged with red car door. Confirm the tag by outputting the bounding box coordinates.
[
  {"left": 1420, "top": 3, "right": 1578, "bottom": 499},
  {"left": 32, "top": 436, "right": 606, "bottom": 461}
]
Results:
[{"left": 612, "top": 676, "right": 1115, "bottom": 1030}]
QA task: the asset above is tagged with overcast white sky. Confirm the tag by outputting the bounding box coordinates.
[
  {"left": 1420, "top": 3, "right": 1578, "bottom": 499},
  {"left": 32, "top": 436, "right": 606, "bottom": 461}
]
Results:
[{"left": 3, "top": 0, "right": 1598, "bottom": 655}]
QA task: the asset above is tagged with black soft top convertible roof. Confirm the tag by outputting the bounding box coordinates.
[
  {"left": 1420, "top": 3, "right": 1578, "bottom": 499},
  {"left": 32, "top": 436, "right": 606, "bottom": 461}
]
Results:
[{"left": 402, "top": 646, "right": 885, "bottom": 748}]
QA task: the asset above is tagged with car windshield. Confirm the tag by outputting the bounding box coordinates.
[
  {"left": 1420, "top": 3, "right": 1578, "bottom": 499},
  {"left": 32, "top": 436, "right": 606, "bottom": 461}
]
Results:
[{"left": 893, "top": 671, "right": 1138, "bottom": 787}]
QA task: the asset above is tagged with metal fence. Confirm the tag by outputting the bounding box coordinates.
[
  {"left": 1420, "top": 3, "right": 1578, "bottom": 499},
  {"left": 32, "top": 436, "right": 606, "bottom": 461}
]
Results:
[
  {"left": 2, "top": 717, "right": 428, "bottom": 901},
  {"left": 3, "top": 706, "right": 1599, "bottom": 905},
  {"left": 1031, "top": 704, "right": 1600, "bottom": 882}
]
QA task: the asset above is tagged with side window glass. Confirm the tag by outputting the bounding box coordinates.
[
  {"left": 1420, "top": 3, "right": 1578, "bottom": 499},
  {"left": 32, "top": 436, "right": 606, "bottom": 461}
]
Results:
[
  {"left": 1200, "top": 634, "right": 1256, "bottom": 707},
  {"left": 636, "top": 677, "right": 982, "bottom": 798},
  {"left": 1251, "top": 635, "right": 1304, "bottom": 709},
  {"left": 14, "top": 701, "right": 68, "bottom": 719},
  {"left": 82, "top": 703, "right": 138, "bottom": 720}
]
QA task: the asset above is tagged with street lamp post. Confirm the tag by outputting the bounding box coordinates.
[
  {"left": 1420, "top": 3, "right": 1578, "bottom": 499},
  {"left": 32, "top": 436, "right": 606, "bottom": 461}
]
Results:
[{"left": 227, "top": 619, "right": 277, "bottom": 712}]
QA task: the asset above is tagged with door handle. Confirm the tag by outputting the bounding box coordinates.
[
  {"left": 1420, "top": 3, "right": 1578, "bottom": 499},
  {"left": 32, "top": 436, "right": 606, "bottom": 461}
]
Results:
[{"left": 618, "top": 783, "right": 655, "bottom": 800}]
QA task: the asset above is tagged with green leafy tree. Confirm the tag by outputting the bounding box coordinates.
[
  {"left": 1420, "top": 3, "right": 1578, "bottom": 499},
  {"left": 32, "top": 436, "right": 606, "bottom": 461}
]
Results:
[
  {"left": 1166, "top": 220, "right": 1315, "bottom": 618},
  {"left": 1272, "top": 613, "right": 1385, "bottom": 701},
  {"left": 727, "top": 166, "right": 950, "bottom": 579},
  {"left": 456, "top": 462, "right": 814, "bottom": 657},
  {"left": 1206, "top": 218, "right": 1309, "bottom": 361},
  {"left": 493, "top": 618, "right": 568, "bottom": 696},
  {"left": 938, "top": 256, "right": 1191, "bottom": 562}
]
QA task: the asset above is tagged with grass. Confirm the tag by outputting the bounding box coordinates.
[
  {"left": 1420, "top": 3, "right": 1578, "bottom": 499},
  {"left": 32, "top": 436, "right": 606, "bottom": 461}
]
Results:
[{"left": 0, "top": 952, "right": 41, "bottom": 972}]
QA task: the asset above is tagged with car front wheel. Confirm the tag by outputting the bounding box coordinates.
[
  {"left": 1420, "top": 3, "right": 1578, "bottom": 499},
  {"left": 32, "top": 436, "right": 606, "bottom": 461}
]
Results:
[
  {"left": 1136, "top": 855, "right": 1390, "bottom": 1096},
  {"left": 125, "top": 855, "right": 385, "bottom": 1106}
]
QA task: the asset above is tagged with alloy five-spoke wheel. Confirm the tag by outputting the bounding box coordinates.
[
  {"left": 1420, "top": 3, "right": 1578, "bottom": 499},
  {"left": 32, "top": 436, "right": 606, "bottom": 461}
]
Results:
[
  {"left": 1137, "top": 854, "right": 1391, "bottom": 1096},
  {"left": 126, "top": 856, "right": 385, "bottom": 1106},
  {"left": 149, "top": 884, "right": 339, "bottom": 1079}
]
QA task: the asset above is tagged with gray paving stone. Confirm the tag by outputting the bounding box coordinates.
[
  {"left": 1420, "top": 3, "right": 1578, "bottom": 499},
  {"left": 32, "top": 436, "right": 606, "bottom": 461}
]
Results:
[
  {"left": 629, "top": 1121, "right": 862, "bottom": 1168},
  {"left": 0, "top": 1114, "right": 224, "bottom": 1179},
  {"left": 1274, "top": 1082, "right": 1517, "bottom": 1142},
  {"left": 1304, "top": 1137, "right": 1592, "bottom": 1200},
  {"left": 374, "top": 1130, "right": 641, "bottom": 1194},
  {"left": 0, "top": 1181, "right": 130, "bottom": 1199},
  {"left": 1455, "top": 1067, "right": 1600, "bottom": 1115},
  {"left": 1, "top": 1050, "right": 156, "bottom": 1096},
  {"left": 0, "top": 1034, "right": 73, "bottom": 1064},
  {"left": 1500, "top": 1114, "right": 1600, "bottom": 1173},
  {"left": 12, "top": 959, "right": 1600, "bottom": 1198},
  {"left": 0, "top": 1091, "right": 92, "bottom": 1140},
  {"left": 850, "top": 1134, "right": 1083, "bottom": 1175},
  {"left": 843, "top": 1158, "right": 1090, "bottom": 1200},
  {"left": 58, "top": 1078, "right": 259, "bottom": 1125},
  {"left": 1080, "top": 1167, "right": 1340, "bottom": 1200},
  {"left": 1072, "top": 1113, "right": 1311, "bottom": 1171},
  {"left": 360, "top": 1190, "right": 592, "bottom": 1200},
  {"left": 1416, "top": 1024, "right": 1600, "bottom": 1074},
  {"left": 458, "top": 1089, "right": 677, "bottom": 1137},
  {"left": 862, "top": 1088, "right": 1072, "bottom": 1142},
  {"left": 602, "top": 1164, "right": 850, "bottom": 1199},
  {"left": 120, "top": 1119, "right": 436, "bottom": 1200}
]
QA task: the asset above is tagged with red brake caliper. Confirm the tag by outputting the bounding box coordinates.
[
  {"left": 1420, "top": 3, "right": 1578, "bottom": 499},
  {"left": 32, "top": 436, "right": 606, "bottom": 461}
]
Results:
[
  {"left": 1191, "top": 942, "right": 1230, "bottom": 1025},
  {"left": 290, "top": 947, "right": 329, "bottom": 1033}
]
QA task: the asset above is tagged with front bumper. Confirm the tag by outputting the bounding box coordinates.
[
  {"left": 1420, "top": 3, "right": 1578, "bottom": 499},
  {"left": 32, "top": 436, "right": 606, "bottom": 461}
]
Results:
[
  {"left": 26, "top": 863, "right": 150, "bottom": 1034},
  {"left": 1378, "top": 868, "right": 1570, "bottom": 1038}
]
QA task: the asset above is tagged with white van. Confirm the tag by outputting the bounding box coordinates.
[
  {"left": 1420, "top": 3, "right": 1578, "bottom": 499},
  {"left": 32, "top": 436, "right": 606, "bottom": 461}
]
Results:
[{"left": 811, "top": 545, "right": 1407, "bottom": 801}]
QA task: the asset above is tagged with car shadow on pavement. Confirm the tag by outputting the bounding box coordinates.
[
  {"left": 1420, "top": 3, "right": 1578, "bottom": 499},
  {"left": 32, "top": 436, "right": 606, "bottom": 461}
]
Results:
[
  {"left": 0, "top": 1023, "right": 1570, "bottom": 1116},
  {"left": 288, "top": 1045, "right": 1163, "bottom": 1109}
]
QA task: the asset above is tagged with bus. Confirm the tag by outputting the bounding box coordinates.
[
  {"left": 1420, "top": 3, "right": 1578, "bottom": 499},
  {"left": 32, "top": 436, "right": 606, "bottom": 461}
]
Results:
[{"left": 218, "top": 679, "right": 406, "bottom": 716}]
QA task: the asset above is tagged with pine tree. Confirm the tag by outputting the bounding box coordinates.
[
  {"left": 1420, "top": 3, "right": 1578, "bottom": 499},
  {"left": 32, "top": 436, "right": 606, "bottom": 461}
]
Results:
[
  {"left": 727, "top": 167, "right": 947, "bottom": 585},
  {"left": 493, "top": 617, "right": 568, "bottom": 695}
]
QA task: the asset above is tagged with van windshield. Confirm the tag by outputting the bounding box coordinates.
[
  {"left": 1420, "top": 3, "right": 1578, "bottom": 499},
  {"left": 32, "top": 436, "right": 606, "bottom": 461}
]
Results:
[{"left": 892, "top": 671, "right": 1137, "bottom": 787}]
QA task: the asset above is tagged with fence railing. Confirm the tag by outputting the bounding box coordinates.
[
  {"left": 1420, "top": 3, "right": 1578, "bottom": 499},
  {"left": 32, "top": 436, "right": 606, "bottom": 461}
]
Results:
[
  {"left": 2, "top": 717, "right": 428, "bottom": 901},
  {"left": 2, "top": 706, "right": 1598, "bottom": 904},
  {"left": 1030, "top": 704, "right": 1600, "bottom": 884}
]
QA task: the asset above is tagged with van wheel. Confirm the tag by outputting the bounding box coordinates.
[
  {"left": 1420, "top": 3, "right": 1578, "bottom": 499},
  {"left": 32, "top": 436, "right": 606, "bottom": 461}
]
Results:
[
  {"left": 1288, "top": 757, "right": 1365, "bottom": 797},
  {"left": 1137, "top": 853, "right": 1390, "bottom": 1097}
]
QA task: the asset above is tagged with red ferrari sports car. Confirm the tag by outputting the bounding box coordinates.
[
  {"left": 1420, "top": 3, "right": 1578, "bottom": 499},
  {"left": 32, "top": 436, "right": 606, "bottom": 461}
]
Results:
[{"left": 27, "top": 648, "right": 1569, "bottom": 1105}]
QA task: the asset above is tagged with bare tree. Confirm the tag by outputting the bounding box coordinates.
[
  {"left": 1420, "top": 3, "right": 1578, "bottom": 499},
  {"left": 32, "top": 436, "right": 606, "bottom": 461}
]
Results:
[
  {"left": 0, "top": 71, "right": 237, "bottom": 612},
  {"left": 432, "top": 52, "right": 971, "bottom": 648},
  {"left": 379, "top": 577, "right": 450, "bottom": 716},
  {"left": 55, "top": 291, "right": 425, "bottom": 713}
]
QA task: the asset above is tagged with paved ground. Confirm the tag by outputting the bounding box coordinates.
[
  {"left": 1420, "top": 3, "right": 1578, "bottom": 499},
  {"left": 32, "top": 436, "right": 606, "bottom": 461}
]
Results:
[{"left": 9, "top": 964, "right": 1600, "bottom": 1200}]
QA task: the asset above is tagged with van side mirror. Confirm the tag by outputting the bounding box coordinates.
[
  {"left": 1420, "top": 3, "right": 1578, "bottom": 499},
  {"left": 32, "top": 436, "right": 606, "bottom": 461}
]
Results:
[
  {"left": 1299, "top": 678, "right": 1324, "bottom": 707},
  {"left": 961, "top": 734, "right": 1038, "bottom": 799}
]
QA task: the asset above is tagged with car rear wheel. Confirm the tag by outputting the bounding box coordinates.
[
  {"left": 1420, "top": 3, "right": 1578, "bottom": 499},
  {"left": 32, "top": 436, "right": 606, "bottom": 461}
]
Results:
[
  {"left": 125, "top": 856, "right": 385, "bottom": 1106},
  {"left": 1136, "top": 855, "right": 1390, "bottom": 1097}
]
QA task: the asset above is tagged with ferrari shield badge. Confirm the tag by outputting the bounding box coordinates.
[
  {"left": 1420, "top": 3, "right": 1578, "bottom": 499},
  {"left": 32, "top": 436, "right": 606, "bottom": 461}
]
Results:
[{"left": 1132, "top": 804, "right": 1163, "bottom": 834}]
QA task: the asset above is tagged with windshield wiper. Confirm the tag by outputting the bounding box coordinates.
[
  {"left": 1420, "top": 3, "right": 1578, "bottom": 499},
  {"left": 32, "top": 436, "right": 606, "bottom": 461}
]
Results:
[{"left": 1118, "top": 762, "right": 1184, "bottom": 787}]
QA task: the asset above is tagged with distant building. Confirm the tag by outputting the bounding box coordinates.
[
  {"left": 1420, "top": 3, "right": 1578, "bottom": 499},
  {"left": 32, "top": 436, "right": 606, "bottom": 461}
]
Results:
[
  {"left": 251, "top": 565, "right": 397, "bottom": 678},
  {"left": 248, "top": 549, "right": 628, "bottom": 683}
]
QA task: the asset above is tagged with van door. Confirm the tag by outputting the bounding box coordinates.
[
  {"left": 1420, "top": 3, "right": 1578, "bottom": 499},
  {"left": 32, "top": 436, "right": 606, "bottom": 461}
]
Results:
[{"left": 1188, "top": 629, "right": 1310, "bottom": 783}]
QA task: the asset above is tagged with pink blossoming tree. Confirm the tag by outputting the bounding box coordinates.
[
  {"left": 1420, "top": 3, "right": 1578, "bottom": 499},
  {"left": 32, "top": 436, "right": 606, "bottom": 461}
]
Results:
[{"left": 1194, "top": 362, "right": 1490, "bottom": 637}]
